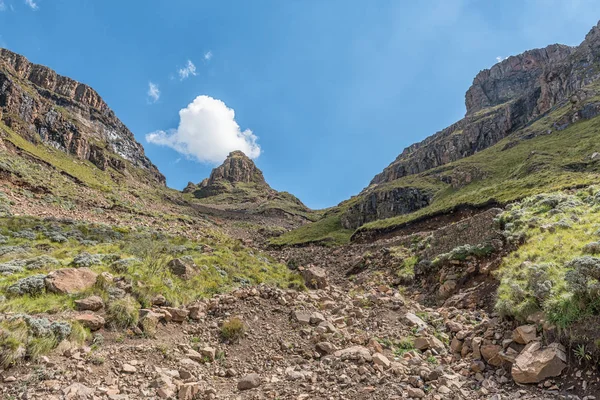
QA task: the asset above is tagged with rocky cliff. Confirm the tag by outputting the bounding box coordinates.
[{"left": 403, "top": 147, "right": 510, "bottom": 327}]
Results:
[
  {"left": 188, "top": 151, "right": 271, "bottom": 199},
  {"left": 0, "top": 48, "right": 165, "bottom": 185},
  {"left": 344, "top": 21, "right": 600, "bottom": 229}
]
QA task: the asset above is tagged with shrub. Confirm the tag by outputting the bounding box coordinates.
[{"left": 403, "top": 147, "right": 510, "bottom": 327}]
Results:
[
  {"left": 107, "top": 296, "right": 140, "bottom": 329},
  {"left": 71, "top": 252, "right": 104, "bottom": 268},
  {"left": 565, "top": 256, "right": 600, "bottom": 297},
  {"left": 220, "top": 317, "right": 246, "bottom": 343},
  {"left": 12, "top": 229, "right": 37, "bottom": 240},
  {"left": 6, "top": 275, "right": 47, "bottom": 297},
  {"left": 583, "top": 242, "right": 600, "bottom": 255}
]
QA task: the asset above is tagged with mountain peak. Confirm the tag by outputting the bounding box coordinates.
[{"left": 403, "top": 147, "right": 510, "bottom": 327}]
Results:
[
  {"left": 208, "top": 150, "right": 266, "bottom": 185},
  {"left": 187, "top": 150, "right": 269, "bottom": 200}
]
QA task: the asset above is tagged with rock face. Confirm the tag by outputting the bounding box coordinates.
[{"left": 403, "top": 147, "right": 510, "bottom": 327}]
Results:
[
  {"left": 341, "top": 187, "right": 433, "bottom": 229},
  {"left": 0, "top": 49, "right": 164, "bottom": 185},
  {"left": 348, "top": 22, "right": 600, "bottom": 228},
  {"left": 465, "top": 44, "right": 575, "bottom": 115},
  {"left": 193, "top": 151, "right": 270, "bottom": 199}
]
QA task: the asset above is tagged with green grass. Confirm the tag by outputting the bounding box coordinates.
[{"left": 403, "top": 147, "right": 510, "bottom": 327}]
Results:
[
  {"left": 495, "top": 188, "right": 600, "bottom": 328},
  {"left": 359, "top": 112, "right": 600, "bottom": 232},
  {"left": 270, "top": 210, "right": 353, "bottom": 246}
]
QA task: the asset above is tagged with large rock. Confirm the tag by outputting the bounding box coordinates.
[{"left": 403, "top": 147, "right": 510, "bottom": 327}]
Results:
[
  {"left": 167, "top": 258, "right": 196, "bottom": 280},
  {"left": 481, "top": 344, "right": 503, "bottom": 367},
  {"left": 511, "top": 342, "right": 567, "bottom": 384},
  {"left": 45, "top": 268, "right": 98, "bottom": 294},
  {"left": 300, "top": 265, "right": 328, "bottom": 289},
  {"left": 414, "top": 336, "right": 445, "bottom": 352}
]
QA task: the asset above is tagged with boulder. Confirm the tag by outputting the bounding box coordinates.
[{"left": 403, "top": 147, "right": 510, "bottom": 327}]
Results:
[
  {"left": 163, "top": 307, "right": 188, "bottom": 322},
  {"left": 450, "top": 337, "right": 463, "bottom": 354},
  {"left": 45, "top": 268, "right": 98, "bottom": 294},
  {"left": 293, "top": 310, "right": 311, "bottom": 325},
  {"left": 74, "top": 313, "right": 105, "bottom": 331},
  {"left": 315, "top": 342, "right": 338, "bottom": 355},
  {"left": 187, "top": 303, "right": 207, "bottom": 320},
  {"left": 237, "top": 373, "right": 261, "bottom": 390},
  {"left": 481, "top": 344, "right": 503, "bottom": 367},
  {"left": 167, "top": 258, "right": 196, "bottom": 280},
  {"left": 512, "top": 324, "right": 537, "bottom": 344},
  {"left": 200, "top": 347, "right": 216, "bottom": 361},
  {"left": 511, "top": 342, "right": 567, "bottom": 384},
  {"left": 74, "top": 295, "right": 104, "bottom": 311},
  {"left": 300, "top": 265, "right": 328, "bottom": 289}
]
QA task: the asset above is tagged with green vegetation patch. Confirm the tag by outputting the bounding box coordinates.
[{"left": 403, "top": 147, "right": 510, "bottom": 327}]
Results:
[
  {"left": 495, "top": 188, "right": 600, "bottom": 328},
  {"left": 270, "top": 210, "right": 353, "bottom": 247}
]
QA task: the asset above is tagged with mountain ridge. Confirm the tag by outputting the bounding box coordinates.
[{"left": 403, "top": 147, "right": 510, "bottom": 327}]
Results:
[{"left": 0, "top": 48, "right": 165, "bottom": 186}]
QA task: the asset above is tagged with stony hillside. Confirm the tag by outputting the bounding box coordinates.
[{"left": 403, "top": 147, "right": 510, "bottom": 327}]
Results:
[{"left": 3, "top": 19, "right": 600, "bottom": 400}]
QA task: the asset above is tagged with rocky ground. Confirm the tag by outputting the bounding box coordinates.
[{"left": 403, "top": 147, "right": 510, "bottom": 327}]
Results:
[{"left": 2, "top": 217, "right": 599, "bottom": 399}]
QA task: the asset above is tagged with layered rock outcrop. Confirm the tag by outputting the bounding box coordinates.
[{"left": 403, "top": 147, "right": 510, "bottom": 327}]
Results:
[
  {"left": 341, "top": 187, "right": 433, "bottom": 229},
  {"left": 0, "top": 48, "right": 164, "bottom": 185}
]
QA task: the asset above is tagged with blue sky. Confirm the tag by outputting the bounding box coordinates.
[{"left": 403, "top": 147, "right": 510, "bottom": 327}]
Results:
[{"left": 1, "top": 0, "right": 600, "bottom": 209}]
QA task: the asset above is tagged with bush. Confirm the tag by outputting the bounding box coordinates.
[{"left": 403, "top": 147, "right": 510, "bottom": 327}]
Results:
[
  {"left": 220, "top": 317, "right": 246, "bottom": 343},
  {"left": 106, "top": 296, "right": 140, "bottom": 329},
  {"left": 71, "top": 252, "right": 104, "bottom": 268},
  {"left": 565, "top": 256, "right": 600, "bottom": 297},
  {"left": 6, "top": 275, "right": 47, "bottom": 297},
  {"left": 583, "top": 242, "right": 600, "bottom": 255}
]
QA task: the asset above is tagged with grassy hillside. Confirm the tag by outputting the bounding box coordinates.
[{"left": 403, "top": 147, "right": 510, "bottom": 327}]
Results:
[
  {"left": 274, "top": 99, "right": 600, "bottom": 246},
  {"left": 495, "top": 188, "right": 600, "bottom": 330}
]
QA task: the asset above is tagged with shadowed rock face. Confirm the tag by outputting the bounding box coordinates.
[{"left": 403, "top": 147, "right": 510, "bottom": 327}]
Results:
[
  {"left": 0, "top": 48, "right": 165, "bottom": 185},
  {"left": 341, "top": 187, "right": 433, "bottom": 229}
]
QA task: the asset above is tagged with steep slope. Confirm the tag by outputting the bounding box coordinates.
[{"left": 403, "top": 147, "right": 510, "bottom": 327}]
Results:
[
  {"left": 274, "top": 21, "right": 600, "bottom": 246},
  {"left": 0, "top": 48, "right": 164, "bottom": 185}
]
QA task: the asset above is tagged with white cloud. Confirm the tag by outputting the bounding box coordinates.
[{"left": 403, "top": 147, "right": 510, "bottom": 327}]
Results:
[
  {"left": 146, "top": 95, "right": 261, "bottom": 164},
  {"left": 204, "top": 51, "right": 213, "bottom": 61},
  {"left": 24, "top": 0, "right": 38, "bottom": 10},
  {"left": 0, "top": 1, "right": 6, "bottom": 11},
  {"left": 178, "top": 60, "right": 196, "bottom": 80},
  {"left": 495, "top": 56, "right": 509, "bottom": 63},
  {"left": 147, "top": 82, "right": 160, "bottom": 103}
]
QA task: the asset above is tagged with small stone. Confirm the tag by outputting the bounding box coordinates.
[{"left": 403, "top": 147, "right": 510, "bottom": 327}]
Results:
[
  {"left": 122, "top": 364, "right": 137, "bottom": 373},
  {"left": 407, "top": 386, "right": 426, "bottom": 399},
  {"left": 238, "top": 373, "right": 261, "bottom": 390},
  {"left": 372, "top": 353, "right": 391, "bottom": 368}
]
